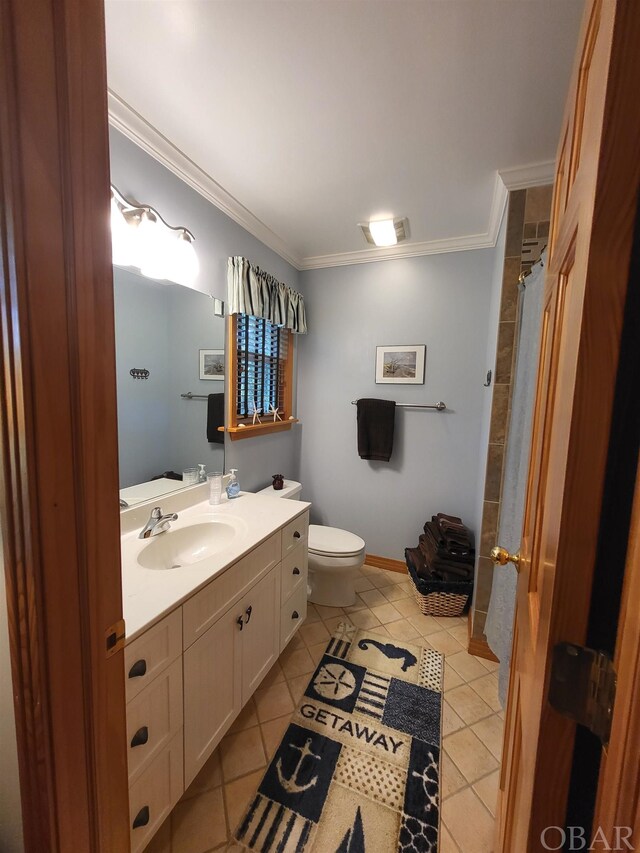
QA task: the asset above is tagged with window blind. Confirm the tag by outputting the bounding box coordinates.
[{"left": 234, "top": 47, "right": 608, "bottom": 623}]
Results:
[{"left": 236, "top": 314, "right": 288, "bottom": 418}]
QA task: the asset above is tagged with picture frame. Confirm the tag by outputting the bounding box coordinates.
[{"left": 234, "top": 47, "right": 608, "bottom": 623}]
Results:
[
  {"left": 199, "top": 349, "right": 225, "bottom": 380},
  {"left": 375, "top": 345, "right": 426, "bottom": 384}
]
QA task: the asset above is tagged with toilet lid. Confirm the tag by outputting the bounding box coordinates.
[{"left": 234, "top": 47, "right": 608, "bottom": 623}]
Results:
[{"left": 308, "top": 524, "right": 365, "bottom": 557}]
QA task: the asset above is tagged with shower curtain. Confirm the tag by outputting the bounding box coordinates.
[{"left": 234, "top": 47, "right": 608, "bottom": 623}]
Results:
[{"left": 485, "top": 252, "right": 546, "bottom": 705}]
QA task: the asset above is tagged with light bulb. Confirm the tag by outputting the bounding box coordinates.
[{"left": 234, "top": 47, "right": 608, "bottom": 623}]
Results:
[
  {"left": 368, "top": 219, "right": 397, "bottom": 247},
  {"left": 168, "top": 232, "right": 199, "bottom": 285},
  {"left": 110, "top": 196, "right": 135, "bottom": 266},
  {"left": 137, "top": 211, "right": 169, "bottom": 280}
]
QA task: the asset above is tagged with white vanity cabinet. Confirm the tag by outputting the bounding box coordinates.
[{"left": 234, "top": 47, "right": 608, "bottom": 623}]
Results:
[
  {"left": 183, "top": 563, "right": 281, "bottom": 785},
  {"left": 124, "top": 508, "right": 309, "bottom": 852}
]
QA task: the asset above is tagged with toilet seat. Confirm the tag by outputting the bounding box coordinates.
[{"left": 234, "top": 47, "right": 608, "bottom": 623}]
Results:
[{"left": 308, "top": 524, "right": 365, "bottom": 558}]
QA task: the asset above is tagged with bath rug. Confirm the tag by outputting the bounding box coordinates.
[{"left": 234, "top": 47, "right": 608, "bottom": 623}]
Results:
[{"left": 234, "top": 622, "right": 443, "bottom": 852}]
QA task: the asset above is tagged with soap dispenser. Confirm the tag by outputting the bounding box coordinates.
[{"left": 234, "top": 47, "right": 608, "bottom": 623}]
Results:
[{"left": 226, "top": 468, "right": 240, "bottom": 499}]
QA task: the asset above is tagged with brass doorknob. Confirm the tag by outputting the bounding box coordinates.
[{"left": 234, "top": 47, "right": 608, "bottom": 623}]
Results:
[{"left": 490, "top": 546, "right": 521, "bottom": 570}]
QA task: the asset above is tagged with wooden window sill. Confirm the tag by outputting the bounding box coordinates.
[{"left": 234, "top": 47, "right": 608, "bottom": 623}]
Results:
[{"left": 217, "top": 419, "right": 299, "bottom": 441}]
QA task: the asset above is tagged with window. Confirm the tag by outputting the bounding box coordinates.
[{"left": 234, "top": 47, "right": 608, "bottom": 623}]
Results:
[{"left": 227, "top": 313, "right": 295, "bottom": 438}]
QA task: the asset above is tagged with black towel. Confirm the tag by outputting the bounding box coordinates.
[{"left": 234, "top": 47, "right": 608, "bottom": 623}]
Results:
[
  {"left": 206, "top": 393, "right": 225, "bottom": 443},
  {"left": 357, "top": 398, "right": 396, "bottom": 461}
]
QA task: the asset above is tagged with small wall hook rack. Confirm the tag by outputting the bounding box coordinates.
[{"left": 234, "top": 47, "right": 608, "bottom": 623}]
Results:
[{"left": 130, "top": 368, "right": 150, "bottom": 380}]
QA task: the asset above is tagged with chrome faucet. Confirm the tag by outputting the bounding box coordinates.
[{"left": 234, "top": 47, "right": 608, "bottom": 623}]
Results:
[{"left": 139, "top": 506, "right": 179, "bottom": 539}]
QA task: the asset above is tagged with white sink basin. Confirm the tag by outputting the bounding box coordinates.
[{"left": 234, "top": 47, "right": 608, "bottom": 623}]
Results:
[{"left": 137, "top": 521, "right": 239, "bottom": 570}]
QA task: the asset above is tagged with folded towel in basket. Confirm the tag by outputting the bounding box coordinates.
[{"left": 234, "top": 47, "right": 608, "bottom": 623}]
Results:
[
  {"left": 408, "top": 545, "right": 472, "bottom": 583},
  {"left": 419, "top": 534, "right": 474, "bottom": 578},
  {"left": 423, "top": 522, "right": 475, "bottom": 564}
]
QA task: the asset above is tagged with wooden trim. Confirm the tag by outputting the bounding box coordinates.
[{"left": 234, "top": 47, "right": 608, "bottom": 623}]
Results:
[
  {"left": 0, "top": 0, "right": 129, "bottom": 849},
  {"left": 468, "top": 636, "right": 500, "bottom": 662},
  {"left": 364, "top": 554, "right": 407, "bottom": 573},
  {"left": 466, "top": 611, "right": 499, "bottom": 661},
  {"left": 225, "top": 420, "right": 297, "bottom": 440}
]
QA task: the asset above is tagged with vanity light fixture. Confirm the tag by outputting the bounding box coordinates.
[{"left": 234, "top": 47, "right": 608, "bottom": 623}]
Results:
[
  {"left": 359, "top": 217, "right": 410, "bottom": 247},
  {"left": 110, "top": 185, "right": 199, "bottom": 286}
]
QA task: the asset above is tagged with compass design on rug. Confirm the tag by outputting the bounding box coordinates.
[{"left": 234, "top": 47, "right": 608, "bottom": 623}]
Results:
[{"left": 313, "top": 662, "right": 357, "bottom": 700}]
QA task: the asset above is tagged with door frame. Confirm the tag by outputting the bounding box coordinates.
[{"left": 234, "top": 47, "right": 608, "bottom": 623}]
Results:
[
  {"left": 495, "top": 0, "right": 640, "bottom": 846},
  {"left": 0, "top": 0, "right": 129, "bottom": 850}
]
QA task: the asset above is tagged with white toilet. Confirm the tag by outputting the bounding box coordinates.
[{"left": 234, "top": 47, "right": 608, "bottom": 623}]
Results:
[{"left": 257, "top": 480, "right": 365, "bottom": 607}]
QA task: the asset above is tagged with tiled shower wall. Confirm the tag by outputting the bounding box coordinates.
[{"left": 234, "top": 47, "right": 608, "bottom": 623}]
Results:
[{"left": 471, "top": 185, "right": 552, "bottom": 645}]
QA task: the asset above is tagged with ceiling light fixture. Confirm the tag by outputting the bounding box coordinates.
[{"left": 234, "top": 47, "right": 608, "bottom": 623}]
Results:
[
  {"left": 110, "top": 185, "right": 199, "bottom": 285},
  {"left": 359, "top": 217, "right": 410, "bottom": 248}
]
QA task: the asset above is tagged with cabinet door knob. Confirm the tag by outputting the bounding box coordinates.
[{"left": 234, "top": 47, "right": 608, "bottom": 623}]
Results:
[
  {"left": 292, "top": 610, "right": 299, "bottom": 620},
  {"left": 130, "top": 726, "right": 149, "bottom": 748},
  {"left": 292, "top": 567, "right": 300, "bottom": 576},
  {"left": 245, "top": 605, "right": 253, "bottom": 623},
  {"left": 128, "top": 659, "right": 147, "bottom": 679},
  {"left": 293, "top": 531, "right": 301, "bottom": 540},
  {"left": 236, "top": 615, "right": 244, "bottom": 631},
  {"left": 132, "top": 806, "right": 150, "bottom": 829}
]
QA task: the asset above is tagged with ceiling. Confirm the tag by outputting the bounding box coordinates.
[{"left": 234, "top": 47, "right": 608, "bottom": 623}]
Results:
[{"left": 104, "top": 1, "right": 584, "bottom": 269}]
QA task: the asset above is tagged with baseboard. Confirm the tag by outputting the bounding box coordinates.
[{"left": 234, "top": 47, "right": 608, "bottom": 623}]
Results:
[
  {"left": 467, "top": 634, "right": 500, "bottom": 662},
  {"left": 365, "top": 553, "right": 407, "bottom": 574}
]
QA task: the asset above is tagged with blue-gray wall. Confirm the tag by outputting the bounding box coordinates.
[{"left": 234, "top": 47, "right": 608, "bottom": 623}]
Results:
[
  {"left": 109, "top": 128, "right": 301, "bottom": 490},
  {"left": 297, "top": 249, "right": 496, "bottom": 559}
]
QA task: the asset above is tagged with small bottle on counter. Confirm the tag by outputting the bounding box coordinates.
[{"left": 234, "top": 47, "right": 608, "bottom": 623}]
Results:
[{"left": 226, "top": 468, "right": 240, "bottom": 499}]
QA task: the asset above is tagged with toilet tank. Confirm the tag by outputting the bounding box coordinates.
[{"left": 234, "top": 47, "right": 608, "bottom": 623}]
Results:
[{"left": 257, "top": 479, "right": 302, "bottom": 500}]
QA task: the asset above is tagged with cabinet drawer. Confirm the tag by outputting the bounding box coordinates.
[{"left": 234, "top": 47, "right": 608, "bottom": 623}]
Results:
[
  {"left": 126, "top": 657, "right": 183, "bottom": 785},
  {"left": 183, "top": 532, "right": 281, "bottom": 649},
  {"left": 282, "top": 511, "right": 309, "bottom": 557},
  {"left": 280, "top": 581, "right": 307, "bottom": 650},
  {"left": 125, "top": 609, "right": 182, "bottom": 703},
  {"left": 129, "top": 729, "right": 183, "bottom": 853},
  {"left": 281, "top": 546, "right": 308, "bottom": 604}
]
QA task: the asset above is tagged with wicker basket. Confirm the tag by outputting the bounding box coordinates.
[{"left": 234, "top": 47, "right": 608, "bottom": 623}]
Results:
[{"left": 405, "top": 547, "right": 473, "bottom": 618}]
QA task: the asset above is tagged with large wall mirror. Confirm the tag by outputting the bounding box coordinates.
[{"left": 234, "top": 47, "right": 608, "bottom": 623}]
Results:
[{"left": 114, "top": 267, "right": 225, "bottom": 506}]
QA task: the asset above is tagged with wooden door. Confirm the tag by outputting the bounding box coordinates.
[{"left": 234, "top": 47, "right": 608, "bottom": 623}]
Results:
[
  {"left": 183, "top": 602, "right": 242, "bottom": 787},
  {"left": 495, "top": 1, "right": 640, "bottom": 849},
  {"left": 241, "top": 567, "right": 281, "bottom": 701},
  {"left": 593, "top": 457, "right": 640, "bottom": 846},
  {"left": 0, "top": 0, "right": 129, "bottom": 849}
]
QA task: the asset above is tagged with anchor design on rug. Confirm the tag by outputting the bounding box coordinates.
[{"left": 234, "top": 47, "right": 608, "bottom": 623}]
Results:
[
  {"left": 411, "top": 752, "right": 439, "bottom": 813},
  {"left": 275, "top": 737, "right": 322, "bottom": 794},
  {"left": 357, "top": 639, "right": 418, "bottom": 672}
]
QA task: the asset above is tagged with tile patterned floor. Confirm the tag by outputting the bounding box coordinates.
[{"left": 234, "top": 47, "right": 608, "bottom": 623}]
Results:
[{"left": 145, "top": 565, "right": 502, "bottom": 853}]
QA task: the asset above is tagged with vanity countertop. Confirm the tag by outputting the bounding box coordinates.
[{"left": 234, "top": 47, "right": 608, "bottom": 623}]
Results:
[{"left": 121, "top": 491, "right": 310, "bottom": 642}]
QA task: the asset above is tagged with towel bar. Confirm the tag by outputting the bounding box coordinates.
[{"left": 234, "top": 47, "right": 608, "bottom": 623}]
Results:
[{"left": 351, "top": 400, "right": 446, "bottom": 411}]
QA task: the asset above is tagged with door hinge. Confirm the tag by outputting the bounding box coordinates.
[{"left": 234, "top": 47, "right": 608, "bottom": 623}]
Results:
[
  {"left": 105, "top": 619, "right": 126, "bottom": 658},
  {"left": 549, "top": 642, "right": 616, "bottom": 745}
]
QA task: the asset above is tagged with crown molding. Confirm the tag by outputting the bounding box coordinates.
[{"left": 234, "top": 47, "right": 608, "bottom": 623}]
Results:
[
  {"left": 300, "top": 174, "right": 508, "bottom": 270},
  {"left": 107, "top": 90, "right": 303, "bottom": 270},
  {"left": 498, "top": 160, "right": 555, "bottom": 190},
  {"left": 107, "top": 93, "right": 542, "bottom": 272}
]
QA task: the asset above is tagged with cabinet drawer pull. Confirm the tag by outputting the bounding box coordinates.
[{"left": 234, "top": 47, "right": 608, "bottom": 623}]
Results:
[
  {"left": 245, "top": 605, "right": 253, "bottom": 623},
  {"left": 236, "top": 615, "right": 244, "bottom": 631},
  {"left": 292, "top": 610, "right": 299, "bottom": 620},
  {"left": 132, "top": 806, "right": 150, "bottom": 829},
  {"left": 293, "top": 531, "right": 301, "bottom": 540},
  {"left": 128, "top": 659, "right": 147, "bottom": 679},
  {"left": 130, "top": 726, "right": 149, "bottom": 748},
  {"left": 292, "top": 567, "right": 300, "bottom": 576}
]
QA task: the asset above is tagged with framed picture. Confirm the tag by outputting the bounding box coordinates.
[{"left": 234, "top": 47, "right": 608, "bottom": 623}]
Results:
[
  {"left": 199, "top": 349, "right": 225, "bottom": 380},
  {"left": 375, "top": 345, "right": 426, "bottom": 384}
]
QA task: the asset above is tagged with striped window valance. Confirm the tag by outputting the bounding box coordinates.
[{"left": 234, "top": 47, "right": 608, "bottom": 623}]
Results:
[{"left": 227, "top": 256, "right": 307, "bottom": 334}]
